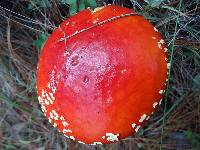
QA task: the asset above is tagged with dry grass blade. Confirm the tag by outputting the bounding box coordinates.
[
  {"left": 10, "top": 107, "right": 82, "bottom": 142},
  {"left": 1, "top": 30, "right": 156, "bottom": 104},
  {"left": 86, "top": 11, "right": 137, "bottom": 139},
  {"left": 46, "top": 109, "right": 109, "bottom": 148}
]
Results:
[{"left": 0, "top": 0, "right": 200, "bottom": 149}]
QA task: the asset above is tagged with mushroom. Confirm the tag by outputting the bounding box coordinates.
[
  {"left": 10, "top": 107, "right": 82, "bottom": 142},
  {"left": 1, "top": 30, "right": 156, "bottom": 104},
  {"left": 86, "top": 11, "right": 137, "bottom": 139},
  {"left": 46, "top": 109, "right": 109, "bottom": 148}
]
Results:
[{"left": 36, "top": 5, "right": 168, "bottom": 145}]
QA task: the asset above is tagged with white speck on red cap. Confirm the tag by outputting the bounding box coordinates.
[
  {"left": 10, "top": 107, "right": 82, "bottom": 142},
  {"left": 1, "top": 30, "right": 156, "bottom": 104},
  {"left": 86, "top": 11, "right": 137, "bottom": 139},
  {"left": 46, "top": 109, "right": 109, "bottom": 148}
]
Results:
[
  {"left": 132, "top": 123, "right": 136, "bottom": 128},
  {"left": 153, "top": 102, "right": 158, "bottom": 108},
  {"left": 139, "top": 114, "right": 147, "bottom": 122}
]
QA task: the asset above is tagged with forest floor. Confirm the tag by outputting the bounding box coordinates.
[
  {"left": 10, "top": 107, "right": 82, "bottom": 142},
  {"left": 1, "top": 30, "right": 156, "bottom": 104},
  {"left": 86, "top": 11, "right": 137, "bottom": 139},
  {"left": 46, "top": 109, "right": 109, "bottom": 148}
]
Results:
[{"left": 0, "top": 0, "right": 200, "bottom": 150}]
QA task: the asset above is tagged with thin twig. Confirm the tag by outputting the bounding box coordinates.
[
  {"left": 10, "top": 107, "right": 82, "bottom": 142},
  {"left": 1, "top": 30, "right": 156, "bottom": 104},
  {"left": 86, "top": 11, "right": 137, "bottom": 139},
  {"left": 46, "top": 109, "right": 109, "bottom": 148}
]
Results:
[
  {"left": 0, "top": 5, "right": 55, "bottom": 31},
  {"left": 1, "top": 14, "right": 42, "bottom": 33},
  {"left": 6, "top": 19, "right": 13, "bottom": 56},
  {"left": 58, "top": 12, "right": 141, "bottom": 42}
]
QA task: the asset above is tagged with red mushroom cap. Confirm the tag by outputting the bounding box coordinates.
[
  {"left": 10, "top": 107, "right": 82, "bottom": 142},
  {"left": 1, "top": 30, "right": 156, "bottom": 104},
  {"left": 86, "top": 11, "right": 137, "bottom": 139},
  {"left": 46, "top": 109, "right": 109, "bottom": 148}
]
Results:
[{"left": 36, "top": 5, "right": 168, "bottom": 145}]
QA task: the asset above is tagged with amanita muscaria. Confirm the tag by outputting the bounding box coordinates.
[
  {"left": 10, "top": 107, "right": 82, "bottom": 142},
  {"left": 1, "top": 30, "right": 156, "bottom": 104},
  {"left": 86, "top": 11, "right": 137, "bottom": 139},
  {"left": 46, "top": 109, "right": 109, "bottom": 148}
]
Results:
[{"left": 36, "top": 5, "right": 169, "bottom": 145}]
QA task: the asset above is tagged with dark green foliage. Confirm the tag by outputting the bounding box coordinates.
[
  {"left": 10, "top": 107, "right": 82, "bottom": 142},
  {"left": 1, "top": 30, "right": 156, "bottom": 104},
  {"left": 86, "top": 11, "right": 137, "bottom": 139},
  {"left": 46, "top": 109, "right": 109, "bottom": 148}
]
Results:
[
  {"left": 29, "top": 0, "right": 97, "bottom": 15},
  {"left": 33, "top": 32, "right": 49, "bottom": 50},
  {"left": 184, "top": 131, "right": 200, "bottom": 150},
  {"left": 62, "top": 0, "right": 97, "bottom": 15}
]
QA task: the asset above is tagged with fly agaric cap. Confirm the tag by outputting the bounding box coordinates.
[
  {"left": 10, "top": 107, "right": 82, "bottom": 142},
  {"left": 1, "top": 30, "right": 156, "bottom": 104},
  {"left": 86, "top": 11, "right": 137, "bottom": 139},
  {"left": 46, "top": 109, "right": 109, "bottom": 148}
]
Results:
[{"left": 36, "top": 5, "right": 168, "bottom": 145}]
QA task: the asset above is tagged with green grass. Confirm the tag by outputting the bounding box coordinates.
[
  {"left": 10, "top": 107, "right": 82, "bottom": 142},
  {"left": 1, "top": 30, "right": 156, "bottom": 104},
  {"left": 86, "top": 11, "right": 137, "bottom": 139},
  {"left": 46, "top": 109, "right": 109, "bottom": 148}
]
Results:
[
  {"left": 0, "top": 0, "right": 200, "bottom": 149},
  {"left": 160, "top": 0, "right": 183, "bottom": 149}
]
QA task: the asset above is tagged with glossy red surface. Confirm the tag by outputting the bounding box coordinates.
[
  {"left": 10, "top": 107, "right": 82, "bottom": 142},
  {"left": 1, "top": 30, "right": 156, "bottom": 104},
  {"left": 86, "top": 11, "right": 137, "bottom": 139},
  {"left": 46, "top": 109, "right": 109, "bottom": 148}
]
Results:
[{"left": 37, "top": 5, "right": 168, "bottom": 145}]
